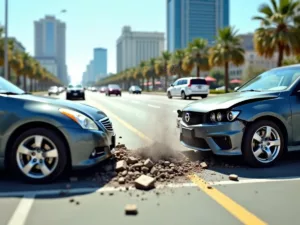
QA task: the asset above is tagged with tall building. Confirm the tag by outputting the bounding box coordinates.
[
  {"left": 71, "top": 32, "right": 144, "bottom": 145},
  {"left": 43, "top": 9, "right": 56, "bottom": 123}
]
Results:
[
  {"left": 34, "top": 15, "right": 67, "bottom": 84},
  {"left": 93, "top": 48, "right": 107, "bottom": 80},
  {"left": 167, "top": 0, "right": 229, "bottom": 52},
  {"left": 116, "top": 26, "right": 164, "bottom": 73}
]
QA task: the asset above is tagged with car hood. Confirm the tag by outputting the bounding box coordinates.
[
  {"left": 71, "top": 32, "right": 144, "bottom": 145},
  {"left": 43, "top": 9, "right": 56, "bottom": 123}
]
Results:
[
  {"left": 182, "top": 91, "right": 280, "bottom": 113},
  {"left": 11, "top": 94, "right": 107, "bottom": 120}
]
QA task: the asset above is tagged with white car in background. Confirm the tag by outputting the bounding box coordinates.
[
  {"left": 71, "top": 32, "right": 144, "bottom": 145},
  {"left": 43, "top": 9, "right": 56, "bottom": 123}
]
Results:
[
  {"left": 48, "top": 86, "right": 59, "bottom": 96},
  {"left": 167, "top": 77, "right": 209, "bottom": 99}
]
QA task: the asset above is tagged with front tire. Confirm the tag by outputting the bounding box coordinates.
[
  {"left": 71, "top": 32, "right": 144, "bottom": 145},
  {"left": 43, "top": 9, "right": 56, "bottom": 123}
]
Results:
[
  {"left": 8, "top": 128, "right": 68, "bottom": 184},
  {"left": 167, "top": 91, "right": 172, "bottom": 99},
  {"left": 242, "top": 120, "right": 285, "bottom": 168},
  {"left": 201, "top": 94, "right": 208, "bottom": 98},
  {"left": 181, "top": 91, "right": 186, "bottom": 100}
]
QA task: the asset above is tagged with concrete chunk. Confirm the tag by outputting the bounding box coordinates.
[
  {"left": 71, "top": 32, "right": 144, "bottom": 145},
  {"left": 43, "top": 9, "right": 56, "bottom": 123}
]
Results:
[
  {"left": 144, "top": 159, "right": 154, "bottom": 168},
  {"left": 125, "top": 204, "right": 138, "bottom": 215},
  {"left": 229, "top": 174, "right": 239, "bottom": 181},
  {"left": 134, "top": 175, "right": 155, "bottom": 190},
  {"left": 116, "top": 160, "right": 127, "bottom": 171},
  {"left": 127, "top": 156, "right": 138, "bottom": 164},
  {"left": 200, "top": 162, "right": 208, "bottom": 169}
]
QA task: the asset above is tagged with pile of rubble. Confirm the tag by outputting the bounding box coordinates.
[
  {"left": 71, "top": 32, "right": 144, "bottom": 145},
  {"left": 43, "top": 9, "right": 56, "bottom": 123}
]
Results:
[{"left": 110, "top": 143, "right": 206, "bottom": 190}]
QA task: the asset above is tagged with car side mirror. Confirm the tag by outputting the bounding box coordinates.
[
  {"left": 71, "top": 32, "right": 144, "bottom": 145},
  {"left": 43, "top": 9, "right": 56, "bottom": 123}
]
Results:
[
  {"left": 171, "top": 84, "right": 174, "bottom": 87},
  {"left": 234, "top": 86, "right": 239, "bottom": 91}
]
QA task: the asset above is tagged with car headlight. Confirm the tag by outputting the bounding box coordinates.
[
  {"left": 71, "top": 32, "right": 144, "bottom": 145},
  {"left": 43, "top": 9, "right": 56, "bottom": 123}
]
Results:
[
  {"left": 210, "top": 113, "right": 216, "bottom": 122},
  {"left": 216, "top": 112, "right": 223, "bottom": 121},
  {"left": 59, "top": 108, "right": 98, "bottom": 130},
  {"left": 227, "top": 110, "right": 240, "bottom": 121}
]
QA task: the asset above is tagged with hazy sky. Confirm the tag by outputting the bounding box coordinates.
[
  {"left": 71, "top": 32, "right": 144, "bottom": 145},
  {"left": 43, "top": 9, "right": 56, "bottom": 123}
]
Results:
[{"left": 0, "top": 0, "right": 267, "bottom": 83}]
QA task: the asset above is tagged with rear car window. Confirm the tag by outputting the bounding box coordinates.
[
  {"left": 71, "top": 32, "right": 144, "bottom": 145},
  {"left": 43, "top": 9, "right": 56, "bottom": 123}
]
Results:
[{"left": 191, "top": 79, "right": 207, "bottom": 85}]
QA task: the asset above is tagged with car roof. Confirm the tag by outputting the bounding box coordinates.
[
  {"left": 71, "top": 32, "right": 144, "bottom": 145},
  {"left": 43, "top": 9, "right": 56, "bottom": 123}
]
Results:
[
  {"left": 271, "top": 64, "right": 300, "bottom": 71},
  {"left": 177, "top": 77, "right": 206, "bottom": 80}
]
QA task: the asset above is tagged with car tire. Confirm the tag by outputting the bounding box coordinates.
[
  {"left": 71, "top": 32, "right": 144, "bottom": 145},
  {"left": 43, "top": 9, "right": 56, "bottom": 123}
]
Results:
[
  {"left": 242, "top": 120, "right": 285, "bottom": 168},
  {"left": 201, "top": 94, "right": 208, "bottom": 98},
  {"left": 181, "top": 91, "right": 186, "bottom": 100},
  {"left": 7, "top": 128, "right": 68, "bottom": 184},
  {"left": 167, "top": 91, "right": 172, "bottom": 99}
]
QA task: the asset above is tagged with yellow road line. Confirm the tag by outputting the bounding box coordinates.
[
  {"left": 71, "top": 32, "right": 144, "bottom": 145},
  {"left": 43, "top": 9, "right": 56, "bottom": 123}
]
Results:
[
  {"left": 188, "top": 174, "right": 267, "bottom": 225},
  {"left": 88, "top": 95, "right": 266, "bottom": 225},
  {"left": 88, "top": 99, "right": 153, "bottom": 143}
]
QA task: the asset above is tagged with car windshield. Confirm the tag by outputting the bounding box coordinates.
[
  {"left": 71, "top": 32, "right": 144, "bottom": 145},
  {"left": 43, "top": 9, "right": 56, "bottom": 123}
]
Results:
[
  {"left": 191, "top": 79, "right": 207, "bottom": 85},
  {"left": 238, "top": 67, "right": 300, "bottom": 92},
  {"left": 76, "top": 85, "right": 83, "bottom": 88},
  {"left": 0, "top": 76, "right": 25, "bottom": 94},
  {"left": 109, "top": 85, "right": 120, "bottom": 89},
  {"left": 68, "top": 85, "right": 74, "bottom": 88}
]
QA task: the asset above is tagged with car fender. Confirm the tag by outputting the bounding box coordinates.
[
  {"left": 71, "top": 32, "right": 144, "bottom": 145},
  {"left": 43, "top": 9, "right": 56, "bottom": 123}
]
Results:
[{"left": 233, "top": 97, "right": 292, "bottom": 143}]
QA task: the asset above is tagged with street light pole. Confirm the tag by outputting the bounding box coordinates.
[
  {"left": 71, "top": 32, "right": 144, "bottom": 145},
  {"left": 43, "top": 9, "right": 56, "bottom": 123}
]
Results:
[{"left": 4, "top": 0, "right": 8, "bottom": 80}]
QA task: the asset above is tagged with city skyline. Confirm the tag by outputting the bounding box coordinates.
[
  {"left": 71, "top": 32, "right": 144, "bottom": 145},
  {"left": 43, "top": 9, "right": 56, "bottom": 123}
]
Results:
[
  {"left": 0, "top": 0, "right": 267, "bottom": 83},
  {"left": 167, "top": 0, "right": 229, "bottom": 51},
  {"left": 34, "top": 15, "right": 68, "bottom": 84}
]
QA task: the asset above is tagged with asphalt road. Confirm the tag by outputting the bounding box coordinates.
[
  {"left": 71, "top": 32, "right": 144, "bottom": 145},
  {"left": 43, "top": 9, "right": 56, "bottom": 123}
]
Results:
[{"left": 1, "top": 91, "right": 300, "bottom": 225}]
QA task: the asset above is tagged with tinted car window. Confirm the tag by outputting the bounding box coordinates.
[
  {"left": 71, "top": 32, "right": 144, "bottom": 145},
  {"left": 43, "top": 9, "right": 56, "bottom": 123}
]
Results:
[
  {"left": 76, "top": 85, "right": 83, "bottom": 88},
  {"left": 181, "top": 79, "right": 188, "bottom": 85},
  {"left": 68, "top": 85, "right": 74, "bottom": 88},
  {"left": 191, "top": 79, "right": 207, "bottom": 85}
]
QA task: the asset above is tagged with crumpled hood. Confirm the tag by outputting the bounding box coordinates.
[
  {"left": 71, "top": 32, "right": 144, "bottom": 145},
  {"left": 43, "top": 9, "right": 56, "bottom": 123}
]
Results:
[
  {"left": 10, "top": 94, "right": 107, "bottom": 120},
  {"left": 182, "top": 91, "right": 280, "bottom": 113}
]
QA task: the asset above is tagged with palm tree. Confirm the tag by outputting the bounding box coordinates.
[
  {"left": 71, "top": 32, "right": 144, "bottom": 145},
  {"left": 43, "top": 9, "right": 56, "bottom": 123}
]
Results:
[
  {"left": 133, "top": 61, "right": 146, "bottom": 88},
  {"left": 209, "top": 27, "right": 245, "bottom": 93},
  {"left": 20, "top": 53, "right": 34, "bottom": 92},
  {"left": 185, "top": 38, "right": 210, "bottom": 77},
  {"left": 253, "top": 0, "right": 300, "bottom": 67},
  {"left": 161, "top": 51, "right": 171, "bottom": 91},
  {"left": 10, "top": 51, "right": 24, "bottom": 87},
  {"left": 168, "top": 49, "right": 186, "bottom": 78}
]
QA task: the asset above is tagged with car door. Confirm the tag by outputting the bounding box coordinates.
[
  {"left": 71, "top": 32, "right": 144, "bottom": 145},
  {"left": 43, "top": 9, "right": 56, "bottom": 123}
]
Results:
[
  {"left": 174, "top": 80, "right": 183, "bottom": 96},
  {"left": 289, "top": 79, "right": 300, "bottom": 145},
  {"left": 170, "top": 80, "right": 179, "bottom": 96},
  {"left": 0, "top": 96, "right": 7, "bottom": 153}
]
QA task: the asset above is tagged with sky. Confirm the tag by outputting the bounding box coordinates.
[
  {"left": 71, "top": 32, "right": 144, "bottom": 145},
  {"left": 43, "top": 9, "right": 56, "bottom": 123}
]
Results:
[{"left": 0, "top": 0, "right": 267, "bottom": 83}]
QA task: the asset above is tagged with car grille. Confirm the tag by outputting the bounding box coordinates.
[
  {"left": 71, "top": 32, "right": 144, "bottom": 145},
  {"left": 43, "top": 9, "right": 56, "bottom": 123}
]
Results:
[
  {"left": 99, "top": 117, "right": 113, "bottom": 132},
  {"left": 182, "top": 111, "right": 207, "bottom": 125}
]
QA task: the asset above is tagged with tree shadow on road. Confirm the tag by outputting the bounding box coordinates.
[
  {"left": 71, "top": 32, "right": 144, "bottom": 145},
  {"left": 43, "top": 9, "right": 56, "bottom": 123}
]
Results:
[{"left": 182, "top": 150, "right": 300, "bottom": 180}]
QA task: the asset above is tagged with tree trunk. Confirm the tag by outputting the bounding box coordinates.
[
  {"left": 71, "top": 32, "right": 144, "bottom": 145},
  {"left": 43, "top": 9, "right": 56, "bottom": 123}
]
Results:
[
  {"left": 23, "top": 76, "right": 27, "bottom": 92},
  {"left": 8, "top": 67, "right": 11, "bottom": 81},
  {"left": 225, "top": 62, "right": 229, "bottom": 93},
  {"left": 196, "top": 65, "right": 200, "bottom": 77},
  {"left": 141, "top": 78, "right": 144, "bottom": 90},
  {"left": 164, "top": 63, "right": 168, "bottom": 91},
  {"left": 16, "top": 75, "right": 20, "bottom": 87},
  {"left": 178, "top": 61, "right": 182, "bottom": 78},
  {"left": 146, "top": 78, "right": 150, "bottom": 91},
  {"left": 30, "top": 78, "right": 33, "bottom": 92},
  {"left": 277, "top": 45, "right": 284, "bottom": 67},
  {"left": 152, "top": 76, "right": 155, "bottom": 91}
]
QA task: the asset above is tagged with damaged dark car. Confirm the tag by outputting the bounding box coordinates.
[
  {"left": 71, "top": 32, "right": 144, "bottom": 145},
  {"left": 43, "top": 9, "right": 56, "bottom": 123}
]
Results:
[{"left": 177, "top": 65, "right": 300, "bottom": 167}]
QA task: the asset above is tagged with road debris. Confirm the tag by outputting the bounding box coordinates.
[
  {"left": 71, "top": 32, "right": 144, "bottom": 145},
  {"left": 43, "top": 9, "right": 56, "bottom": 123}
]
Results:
[
  {"left": 200, "top": 162, "right": 208, "bottom": 169},
  {"left": 135, "top": 175, "right": 155, "bottom": 190},
  {"left": 229, "top": 174, "right": 239, "bottom": 181},
  {"left": 125, "top": 204, "right": 138, "bottom": 215}
]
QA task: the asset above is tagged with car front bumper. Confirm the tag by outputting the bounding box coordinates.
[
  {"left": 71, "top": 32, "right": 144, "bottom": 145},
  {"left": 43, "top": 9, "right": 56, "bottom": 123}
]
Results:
[
  {"left": 178, "top": 119, "right": 245, "bottom": 156},
  {"left": 58, "top": 126, "right": 116, "bottom": 168}
]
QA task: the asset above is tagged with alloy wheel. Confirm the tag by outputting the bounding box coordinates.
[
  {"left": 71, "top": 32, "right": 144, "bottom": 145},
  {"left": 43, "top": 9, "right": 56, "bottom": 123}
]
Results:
[
  {"left": 16, "top": 135, "right": 59, "bottom": 179},
  {"left": 251, "top": 126, "right": 281, "bottom": 163}
]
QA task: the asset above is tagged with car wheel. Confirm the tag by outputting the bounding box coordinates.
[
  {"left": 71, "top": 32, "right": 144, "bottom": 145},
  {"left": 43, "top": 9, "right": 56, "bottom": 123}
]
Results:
[
  {"left": 201, "top": 94, "right": 208, "bottom": 98},
  {"left": 8, "top": 128, "right": 68, "bottom": 184},
  {"left": 181, "top": 91, "right": 186, "bottom": 100},
  {"left": 167, "top": 91, "right": 172, "bottom": 99},
  {"left": 242, "top": 120, "right": 285, "bottom": 168},
  {"left": 82, "top": 95, "right": 85, "bottom": 100},
  {"left": 188, "top": 96, "right": 192, "bottom": 100}
]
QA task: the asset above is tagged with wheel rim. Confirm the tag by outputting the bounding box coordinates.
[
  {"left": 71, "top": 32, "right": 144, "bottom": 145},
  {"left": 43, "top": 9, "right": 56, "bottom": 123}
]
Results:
[
  {"left": 16, "top": 135, "right": 59, "bottom": 179},
  {"left": 251, "top": 126, "right": 281, "bottom": 163}
]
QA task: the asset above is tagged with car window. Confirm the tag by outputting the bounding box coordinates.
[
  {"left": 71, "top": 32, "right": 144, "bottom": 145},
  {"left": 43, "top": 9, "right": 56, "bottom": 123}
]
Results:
[
  {"left": 68, "top": 85, "right": 74, "bottom": 88},
  {"left": 76, "top": 85, "right": 83, "bottom": 88},
  {"left": 109, "top": 85, "right": 120, "bottom": 89},
  {"left": 238, "top": 67, "right": 300, "bottom": 92},
  {"left": 181, "top": 79, "right": 188, "bottom": 85},
  {"left": 177, "top": 80, "right": 183, "bottom": 85},
  {"left": 173, "top": 80, "right": 178, "bottom": 86},
  {"left": 191, "top": 79, "right": 207, "bottom": 85}
]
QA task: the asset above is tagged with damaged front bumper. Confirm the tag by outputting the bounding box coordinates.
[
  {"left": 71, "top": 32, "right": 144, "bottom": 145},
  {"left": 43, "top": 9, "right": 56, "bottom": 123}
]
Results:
[{"left": 176, "top": 110, "right": 245, "bottom": 156}]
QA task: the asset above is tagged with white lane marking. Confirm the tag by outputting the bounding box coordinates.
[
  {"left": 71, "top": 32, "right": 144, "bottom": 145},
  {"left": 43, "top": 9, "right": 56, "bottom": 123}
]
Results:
[
  {"left": 173, "top": 110, "right": 177, "bottom": 113},
  {"left": 7, "top": 194, "right": 35, "bottom": 225},
  {"left": 132, "top": 100, "right": 140, "bottom": 104},
  {"left": 148, "top": 104, "right": 160, "bottom": 108},
  {"left": 209, "top": 176, "right": 300, "bottom": 186}
]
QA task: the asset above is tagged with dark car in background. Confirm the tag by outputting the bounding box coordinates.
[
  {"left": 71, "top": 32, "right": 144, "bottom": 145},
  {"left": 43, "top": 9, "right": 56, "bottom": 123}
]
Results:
[
  {"left": 0, "top": 76, "right": 116, "bottom": 183},
  {"left": 106, "top": 84, "right": 122, "bottom": 96},
  {"left": 129, "top": 85, "right": 142, "bottom": 94},
  {"left": 66, "top": 84, "right": 85, "bottom": 100},
  {"left": 177, "top": 65, "right": 300, "bottom": 168}
]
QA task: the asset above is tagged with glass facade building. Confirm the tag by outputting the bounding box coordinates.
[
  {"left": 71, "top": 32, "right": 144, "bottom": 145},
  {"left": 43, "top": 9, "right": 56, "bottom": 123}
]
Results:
[
  {"left": 167, "top": 0, "right": 229, "bottom": 52},
  {"left": 93, "top": 48, "right": 107, "bottom": 80}
]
